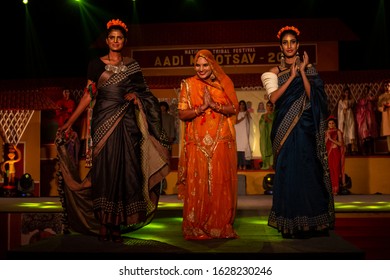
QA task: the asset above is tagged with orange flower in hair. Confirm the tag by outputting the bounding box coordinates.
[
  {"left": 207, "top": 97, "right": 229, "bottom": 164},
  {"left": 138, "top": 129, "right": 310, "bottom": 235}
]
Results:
[
  {"left": 277, "top": 26, "right": 300, "bottom": 39},
  {"left": 107, "top": 19, "right": 128, "bottom": 33}
]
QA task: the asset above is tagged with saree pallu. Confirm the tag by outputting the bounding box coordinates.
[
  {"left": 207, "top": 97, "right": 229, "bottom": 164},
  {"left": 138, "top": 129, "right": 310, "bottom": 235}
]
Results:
[
  {"left": 56, "top": 60, "right": 170, "bottom": 235},
  {"left": 269, "top": 66, "right": 334, "bottom": 235},
  {"left": 177, "top": 76, "right": 239, "bottom": 240}
]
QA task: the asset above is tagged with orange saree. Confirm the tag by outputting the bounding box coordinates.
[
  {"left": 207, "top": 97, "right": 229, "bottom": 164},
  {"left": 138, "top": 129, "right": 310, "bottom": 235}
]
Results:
[{"left": 176, "top": 51, "right": 239, "bottom": 240}]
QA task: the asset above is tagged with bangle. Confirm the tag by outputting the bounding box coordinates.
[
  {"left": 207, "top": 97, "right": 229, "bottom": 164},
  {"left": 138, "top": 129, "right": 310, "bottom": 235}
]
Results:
[
  {"left": 232, "top": 104, "right": 236, "bottom": 113},
  {"left": 194, "top": 107, "right": 199, "bottom": 116},
  {"left": 214, "top": 102, "right": 223, "bottom": 112}
]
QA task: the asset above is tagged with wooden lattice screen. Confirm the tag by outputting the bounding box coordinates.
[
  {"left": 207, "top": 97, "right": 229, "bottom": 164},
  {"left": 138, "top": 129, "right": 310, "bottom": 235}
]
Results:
[
  {"left": 0, "top": 110, "right": 34, "bottom": 145},
  {"left": 325, "top": 82, "right": 382, "bottom": 116}
]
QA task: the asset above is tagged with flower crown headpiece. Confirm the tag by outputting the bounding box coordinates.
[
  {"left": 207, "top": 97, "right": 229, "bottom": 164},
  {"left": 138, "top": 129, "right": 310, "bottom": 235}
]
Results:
[
  {"left": 107, "top": 19, "right": 128, "bottom": 33},
  {"left": 277, "top": 26, "right": 300, "bottom": 39}
]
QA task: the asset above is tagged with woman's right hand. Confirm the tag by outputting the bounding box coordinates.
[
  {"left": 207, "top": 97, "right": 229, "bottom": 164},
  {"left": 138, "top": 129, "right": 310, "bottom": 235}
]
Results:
[
  {"left": 204, "top": 87, "right": 211, "bottom": 106},
  {"left": 124, "top": 92, "right": 138, "bottom": 105},
  {"left": 58, "top": 121, "right": 72, "bottom": 134},
  {"left": 201, "top": 86, "right": 211, "bottom": 111},
  {"left": 289, "top": 56, "right": 299, "bottom": 78}
]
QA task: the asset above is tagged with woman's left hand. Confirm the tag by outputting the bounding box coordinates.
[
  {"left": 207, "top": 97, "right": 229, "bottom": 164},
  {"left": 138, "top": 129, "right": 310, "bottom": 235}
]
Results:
[
  {"left": 299, "top": 51, "right": 309, "bottom": 72},
  {"left": 204, "top": 87, "right": 211, "bottom": 107},
  {"left": 124, "top": 92, "right": 138, "bottom": 104}
]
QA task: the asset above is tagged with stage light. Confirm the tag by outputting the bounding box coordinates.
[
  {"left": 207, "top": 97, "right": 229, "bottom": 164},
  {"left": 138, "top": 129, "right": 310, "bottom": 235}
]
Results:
[
  {"left": 23, "top": 0, "right": 28, "bottom": 4},
  {"left": 263, "top": 173, "right": 274, "bottom": 195},
  {"left": 339, "top": 174, "right": 352, "bottom": 195},
  {"left": 18, "top": 173, "right": 34, "bottom": 197}
]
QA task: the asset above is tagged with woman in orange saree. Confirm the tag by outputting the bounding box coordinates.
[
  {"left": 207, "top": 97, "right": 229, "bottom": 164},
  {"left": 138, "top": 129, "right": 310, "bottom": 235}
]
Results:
[{"left": 176, "top": 49, "right": 239, "bottom": 240}]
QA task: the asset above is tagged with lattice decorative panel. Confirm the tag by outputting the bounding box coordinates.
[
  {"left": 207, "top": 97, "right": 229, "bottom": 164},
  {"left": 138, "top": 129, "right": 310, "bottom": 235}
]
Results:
[
  {"left": 71, "top": 89, "right": 84, "bottom": 103},
  {"left": 325, "top": 82, "right": 382, "bottom": 116},
  {"left": 0, "top": 110, "right": 34, "bottom": 145}
]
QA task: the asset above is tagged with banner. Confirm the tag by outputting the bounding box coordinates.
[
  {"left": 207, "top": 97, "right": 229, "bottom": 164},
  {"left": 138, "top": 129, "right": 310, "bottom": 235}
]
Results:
[{"left": 132, "top": 45, "right": 317, "bottom": 68}]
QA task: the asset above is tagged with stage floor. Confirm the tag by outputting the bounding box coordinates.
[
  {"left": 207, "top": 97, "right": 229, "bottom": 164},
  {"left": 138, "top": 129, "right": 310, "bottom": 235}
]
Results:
[
  {"left": 2, "top": 194, "right": 390, "bottom": 260},
  {"left": 6, "top": 215, "right": 365, "bottom": 260},
  {"left": 1, "top": 194, "right": 390, "bottom": 213}
]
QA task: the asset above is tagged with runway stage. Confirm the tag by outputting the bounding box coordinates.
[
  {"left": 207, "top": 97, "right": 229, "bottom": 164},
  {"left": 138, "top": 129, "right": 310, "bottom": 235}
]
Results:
[{"left": 1, "top": 195, "right": 390, "bottom": 260}]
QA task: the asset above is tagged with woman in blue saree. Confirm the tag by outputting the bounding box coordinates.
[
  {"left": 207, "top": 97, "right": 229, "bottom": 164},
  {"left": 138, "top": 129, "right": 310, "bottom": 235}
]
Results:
[{"left": 261, "top": 26, "right": 334, "bottom": 238}]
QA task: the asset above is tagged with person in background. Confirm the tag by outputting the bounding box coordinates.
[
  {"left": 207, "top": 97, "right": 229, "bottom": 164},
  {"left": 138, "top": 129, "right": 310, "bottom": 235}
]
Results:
[
  {"left": 176, "top": 49, "right": 239, "bottom": 240},
  {"left": 355, "top": 85, "right": 378, "bottom": 155},
  {"left": 246, "top": 100, "right": 254, "bottom": 113},
  {"left": 261, "top": 25, "right": 334, "bottom": 238},
  {"left": 159, "top": 101, "right": 176, "bottom": 145},
  {"left": 57, "top": 19, "right": 170, "bottom": 242},
  {"left": 338, "top": 86, "right": 358, "bottom": 155},
  {"left": 259, "top": 101, "right": 275, "bottom": 170},
  {"left": 257, "top": 101, "right": 266, "bottom": 113},
  {"left": 235, "top": 100, "right": 252, "bottom": 170},
  {"left": 55, "top": 88, "right": 75, "bottom": 127},
  {"left": 159, "top": 101, "right": 176, "bottom": 195},
  {"left": 377, "top": 79, "right": 390, "bottom": 153},
  {"left": 325, "top": 116, "right": 345, "bottom": 195}
]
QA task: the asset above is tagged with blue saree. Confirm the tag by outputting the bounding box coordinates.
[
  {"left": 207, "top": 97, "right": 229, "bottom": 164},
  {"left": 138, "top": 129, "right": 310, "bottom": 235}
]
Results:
[{"left": 268, "top": 66, "right": 334, "bottom": 236}]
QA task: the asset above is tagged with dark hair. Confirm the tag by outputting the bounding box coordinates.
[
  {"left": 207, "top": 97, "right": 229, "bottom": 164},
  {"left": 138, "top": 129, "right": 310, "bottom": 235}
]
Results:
[
  {"left": 381, "top": 79, "right": 390, "bottom": 92},
  {"left": 159, "top": 101, "right": 170, "bottom": 111},
  {"left": 106, "top": 25, "right": 127, "bottom": 38},
  {"left": 327, "top": 117, "right": 338, "bottom": 128},
  {"left": 279, "top": 29, "right": 299, "bottom": 45},
  {"left": 239, "top": 100, "right": 247, "bottom": 111},
  {"left": 326, "top": 114, "right": 337, "bottom": 123}
]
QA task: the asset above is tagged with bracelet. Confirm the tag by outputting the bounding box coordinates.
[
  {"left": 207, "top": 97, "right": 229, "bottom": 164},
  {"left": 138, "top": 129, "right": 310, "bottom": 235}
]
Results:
[
  {"left": 214, "top": 102, "right": 223, "bottom": 112},
  {"left": 194, "top": 106, "right": 205, "bottom": 116}
]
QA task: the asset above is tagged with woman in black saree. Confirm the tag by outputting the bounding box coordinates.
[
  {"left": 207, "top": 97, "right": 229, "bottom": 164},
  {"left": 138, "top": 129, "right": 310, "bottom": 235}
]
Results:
[
  {"left": 57, "top": 19, "right": 170, "bottom": 242},
  {"left": 261, "top": 26, "right": 334, "bottom": 238}
]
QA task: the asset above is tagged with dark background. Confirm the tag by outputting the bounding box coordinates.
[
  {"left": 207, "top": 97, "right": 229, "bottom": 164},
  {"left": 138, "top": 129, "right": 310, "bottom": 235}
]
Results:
[{"left": 2, "top": 0, "right": 389, "bottom": 80}]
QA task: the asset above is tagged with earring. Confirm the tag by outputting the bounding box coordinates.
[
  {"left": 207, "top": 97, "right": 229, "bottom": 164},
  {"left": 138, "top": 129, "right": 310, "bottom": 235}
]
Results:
[
  {"left": 210, "top": 73, "right": 216, "bottom": 80},
  {"left": 280, "top": 53, "right": 285, "bottom": 68},
  {"left": 295, "top": 51, "right": 300, "bottom": 67}
]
